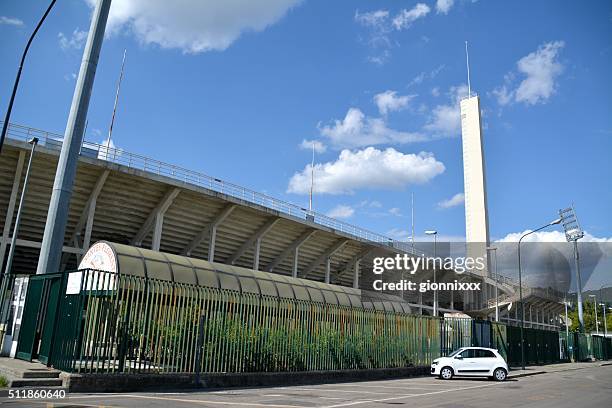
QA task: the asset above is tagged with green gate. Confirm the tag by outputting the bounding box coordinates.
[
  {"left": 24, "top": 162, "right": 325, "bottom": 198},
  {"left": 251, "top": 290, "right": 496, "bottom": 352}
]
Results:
[{"left": 15, "top": 273, "right": 65, "bottom": 363}]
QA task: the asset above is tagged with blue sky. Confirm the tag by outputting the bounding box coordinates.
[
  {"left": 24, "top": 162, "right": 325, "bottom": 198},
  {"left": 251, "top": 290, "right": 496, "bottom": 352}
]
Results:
[{"left": 1, "top": 0, "right": 611, "bottom": 249}]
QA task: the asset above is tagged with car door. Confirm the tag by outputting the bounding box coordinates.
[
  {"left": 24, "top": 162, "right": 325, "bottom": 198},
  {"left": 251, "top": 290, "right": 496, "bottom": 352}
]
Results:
[
  {"left": 454, "top": 348, "right": 478, "bottom": 375},
  {"left": 476, "top": 349, "right": 497, "bottom": 374}
]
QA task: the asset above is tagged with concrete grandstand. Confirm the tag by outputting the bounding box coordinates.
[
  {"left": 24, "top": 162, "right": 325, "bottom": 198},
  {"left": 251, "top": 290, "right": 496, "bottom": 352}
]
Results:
[{"left": 0, "top": 122, "right": 563, "bottom": 325}]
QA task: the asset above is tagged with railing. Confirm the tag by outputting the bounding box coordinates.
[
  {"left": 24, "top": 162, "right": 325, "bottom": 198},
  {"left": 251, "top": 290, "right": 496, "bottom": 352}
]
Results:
[
  {"left": 51, "top": 269, "right": 441, "bottom": 374},
  {"left": 25, "top": 270, "right": 584, "bottom": 375},
  {"left": 2, "top": 122, "right": 419, "bottom": 254}
]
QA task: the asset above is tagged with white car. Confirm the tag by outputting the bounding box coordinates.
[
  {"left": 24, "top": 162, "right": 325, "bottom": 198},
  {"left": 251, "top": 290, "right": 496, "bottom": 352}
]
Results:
[{"left": 430, "top": 347, "right": 508, "bottom": 381}]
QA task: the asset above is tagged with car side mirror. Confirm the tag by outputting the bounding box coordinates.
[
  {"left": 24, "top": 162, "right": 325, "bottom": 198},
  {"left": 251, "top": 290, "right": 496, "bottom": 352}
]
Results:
[{"left": 454, "top": 355, "right": 463, "bottom": 360}]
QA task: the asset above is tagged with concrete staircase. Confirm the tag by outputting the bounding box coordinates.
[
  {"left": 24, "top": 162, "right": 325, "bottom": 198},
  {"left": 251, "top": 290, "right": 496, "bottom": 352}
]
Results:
[{"left": 0, "top": 358, "right": 63, "bottom": 388}]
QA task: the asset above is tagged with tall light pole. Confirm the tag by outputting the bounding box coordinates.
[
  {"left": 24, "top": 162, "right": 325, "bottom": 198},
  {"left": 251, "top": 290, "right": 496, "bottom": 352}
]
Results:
[
  {"left": 36, "top": 0, "right": 112, "bottom": 275},
  {"left": 589, "top": 294, "right": 599, "bottom": 335},
  {"left": 517, "top": 217, "right": 561, "bottom": 370},
  {"left": 564, "top": 300, "right": 570, "bottom": 338},
  {"left": 0, "top": 138, "right": 38, "bottom": 339},
  {"left": 0, "top": 0, "right": 57, "bottom": 154},
  {"left": 425, "top": 230, "right": 437, "bottom": 317},
  {"left": 559, "top": 205, "right": 585, "bottom": 331},
  {"left": 600, "top": 303, "right": 607, "bottom": 337},
  {"left": 486, "top": 246, "right": 499, "bottom": 322}
]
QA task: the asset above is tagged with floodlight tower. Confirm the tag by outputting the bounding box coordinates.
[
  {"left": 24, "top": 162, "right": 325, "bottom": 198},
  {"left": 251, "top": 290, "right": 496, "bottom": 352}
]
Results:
[{"left": 559, "top": 205, "right": 585, "bottom": 331}]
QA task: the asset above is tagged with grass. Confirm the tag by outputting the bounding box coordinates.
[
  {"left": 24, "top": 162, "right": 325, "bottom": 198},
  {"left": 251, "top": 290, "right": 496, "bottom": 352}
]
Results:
[{"left": 0, "top": 375, "right": 8, "bottom": 388}]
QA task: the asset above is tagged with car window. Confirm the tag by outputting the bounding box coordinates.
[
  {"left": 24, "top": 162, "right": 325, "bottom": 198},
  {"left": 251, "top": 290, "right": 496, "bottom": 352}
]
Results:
[
  {"left": 459, "top": 349, "right": 475, "bottom": 358},
  {"left": 475, "top": 349, "right": 495, "bottom": 358},
  {"left": 448, "top": 348, "right": 464, "bottom": 357}
]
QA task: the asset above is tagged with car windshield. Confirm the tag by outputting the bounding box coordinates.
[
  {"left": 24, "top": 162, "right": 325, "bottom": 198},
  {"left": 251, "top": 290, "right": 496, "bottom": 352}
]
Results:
[{"left": 448, "top": 348, "right": 464, "bottom": 357}]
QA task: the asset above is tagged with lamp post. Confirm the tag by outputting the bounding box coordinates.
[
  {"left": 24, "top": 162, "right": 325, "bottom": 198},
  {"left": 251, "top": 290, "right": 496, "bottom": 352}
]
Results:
[
  {"left": 589, "top": 294, "right": 598, "bottom": 335},
  {"left": 600, "top": 303, "right": 607, "bottom": 337},
  {"left": 0, "top": 137, "right": 38, "bottom": 339},
  {"left": 0, "top": 0, "right": 57, "bottom": 154},
  {"left": 517, "top": 217, "right": 561, "bottom": 370},
  {"left": 486, "top": 246, "right": 499, "bottom": 322},
  {"left": 425, "top": 230, "right": 437, "bottom": 317},
  {"left": 564, "top": 300, "right": 570, "bottom": 338}
]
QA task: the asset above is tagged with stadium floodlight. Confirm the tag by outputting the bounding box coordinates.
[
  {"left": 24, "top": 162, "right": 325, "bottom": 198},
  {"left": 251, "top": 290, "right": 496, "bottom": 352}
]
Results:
[{"left": 559, "top": 205, "right": 585, "bottom": 331}]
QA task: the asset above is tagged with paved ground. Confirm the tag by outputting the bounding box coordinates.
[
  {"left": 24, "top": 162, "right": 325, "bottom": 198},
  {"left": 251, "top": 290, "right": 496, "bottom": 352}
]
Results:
[{"left": 1, "top": 364, "right": 611, "bottom": 407}]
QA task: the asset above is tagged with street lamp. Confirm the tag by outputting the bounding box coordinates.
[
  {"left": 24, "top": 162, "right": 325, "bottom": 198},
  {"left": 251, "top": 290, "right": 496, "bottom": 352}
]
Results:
[
  {"left": 486, "top": 246, "right": 499, "bottom": 322},
  {"left": 599, "top": 303, "right": 607, "bottom": 337},
  {"left": 425, "top": 230, "right": 437, "bottom": 317},
  {"left": 517, "top": 217, "right": 561, "bottom": 370},
  {"left": 0, "top": 137, "right": 38, "bottom": 339},
  {"left": 563, "top": 299, "right": 570, "bottom": 343},
  {"left": 0, "top": 0, "right": 57, "bottom": 154},
  {"left": 589, "top": 294, "right": 599, "bottom": 335}
]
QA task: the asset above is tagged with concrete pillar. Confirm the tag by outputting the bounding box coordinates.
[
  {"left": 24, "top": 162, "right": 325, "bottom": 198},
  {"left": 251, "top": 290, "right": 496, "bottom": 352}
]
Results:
[
  {"left": 292, "top": 247, "right": 299, "bottom": 278},
  {"left": 324, "top": 257, "right": 331, "bottom": 284},
  {"left": 152, "top": 213, "right": 164, "bottom": 251},
  {"left": 36, "top": 0, "right": 112, "bottom": 275},
  {"left": 353, "top": 260, "right": 360, "bottom": 289},
  {"left": 253, "top": 238, "right": 262, "bottom": 271}
]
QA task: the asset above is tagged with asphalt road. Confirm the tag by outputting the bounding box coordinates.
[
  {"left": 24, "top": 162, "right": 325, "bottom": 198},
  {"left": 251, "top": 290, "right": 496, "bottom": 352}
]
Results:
[{"left": 2, "top": 364, "right": 611, "bottom": 407}]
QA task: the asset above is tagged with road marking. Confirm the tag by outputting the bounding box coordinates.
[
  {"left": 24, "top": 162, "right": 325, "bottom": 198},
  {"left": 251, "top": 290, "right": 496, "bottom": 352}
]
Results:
[
  {"left": 62, "top": 394, "right": 302, "bottom": 408},
  {"left": 282, "top": 388, "right": 389, "bottom": 395},
  {"left": 320, "top": 382, "right": 501, "bottom": 408},
  {"left": 321, "top": 383, "right": 465, "bottom": 391}
]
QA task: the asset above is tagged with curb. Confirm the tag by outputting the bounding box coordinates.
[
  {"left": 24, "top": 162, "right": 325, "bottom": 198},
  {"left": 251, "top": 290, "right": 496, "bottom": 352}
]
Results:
[{"left": 508, "top": 371, "right": 545, "bottom": 379}]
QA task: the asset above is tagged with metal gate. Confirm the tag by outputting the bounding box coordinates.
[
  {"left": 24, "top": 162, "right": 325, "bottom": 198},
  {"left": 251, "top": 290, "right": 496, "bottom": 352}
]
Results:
[{"left": 15, "top": 273, "right": 65, "bottom": 363}]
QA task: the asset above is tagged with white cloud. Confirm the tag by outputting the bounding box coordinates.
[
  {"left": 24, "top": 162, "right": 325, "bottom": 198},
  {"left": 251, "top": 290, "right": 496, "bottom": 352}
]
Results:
[
  {"left": 299, "top": 139, "right": 326, "bottom": 153},
  {"left": 496, "top": 230, "right": 612, "bottom": 243},
  {"left": 436, "top": 0, "right": 455, "bottom": 14},
  {"left": 493, "top": 41, "right": 565, "bottom": 106},
  {"left": 437, "top": 193, "right": 464, "bottom": 209},
  {"left": 319, "top": 108, "right": 426, "bottom": 149},
  {"left": 355, "top": 9, "right": 392, "bottom": 65},
  {"left": 431, "top": 87, "right": 440, "bottom": 97},
  {"left": 58, "top": 28, "right": 88, "bottom": 50},
  {"left": 373, "top": 90, "right": 414, "bottom": 115},
  {"left": 491, "top": 85, "right": 512, "bottom": 106},
  {"left": 424, "top": 84, "right": 468, "bottom": 137},
  {"left": 354, "top": 9, "right": 389, "bottom": 27},
  {"left": 515, "top": 41, "right": 565, "bottom": 105},
  {"left": 392, "top": 3, "right": 430, "bottom": 30},
  {"left": 388, "top": 207, "right": 402, "bottom": 216},
  {"left": 85, "top": 0, "right": 301, "bottom": 53},
  {"left": 287, "top": 147, "right": 445, "bottom": 195},
  {"left": 326, "top": 204, "right": 355, "bottom": 219},
  {"left": 0, "top": 16, "right": 23, "bottom": 26}
]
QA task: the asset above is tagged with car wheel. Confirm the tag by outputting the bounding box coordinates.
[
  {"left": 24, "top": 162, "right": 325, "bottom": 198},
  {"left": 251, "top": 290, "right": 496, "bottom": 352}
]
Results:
[
  {"left": 493, "top": 368, "right": 507, "bottom": 382},
  {"left": 440, "top": 366, "right": 453, "bottom": 380}
]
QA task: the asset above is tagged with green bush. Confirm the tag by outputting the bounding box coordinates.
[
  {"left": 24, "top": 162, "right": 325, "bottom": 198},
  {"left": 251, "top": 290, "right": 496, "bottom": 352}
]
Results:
[{"left": 0, "top": 375, "right": 8, "bottom": 388}]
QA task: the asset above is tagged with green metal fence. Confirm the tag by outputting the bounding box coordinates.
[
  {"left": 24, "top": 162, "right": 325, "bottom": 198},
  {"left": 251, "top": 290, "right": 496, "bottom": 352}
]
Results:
[
  {"left": 48, "top": 269, "right": 441, "bottom": 374},
  {"left": 560, "top": 332, "right": 612, "bottom": 362},
  {"left": 20, "top": 269, "right": 610, "bottom": 375}
]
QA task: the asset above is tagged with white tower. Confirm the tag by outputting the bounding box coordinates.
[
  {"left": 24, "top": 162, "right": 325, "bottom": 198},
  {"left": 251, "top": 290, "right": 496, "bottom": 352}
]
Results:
[
  {"left": 461, "top": 42, "right": 490, "bottom": 281},
  {"left": 460, "top": 95, "right": 490, "bottom": 246}
]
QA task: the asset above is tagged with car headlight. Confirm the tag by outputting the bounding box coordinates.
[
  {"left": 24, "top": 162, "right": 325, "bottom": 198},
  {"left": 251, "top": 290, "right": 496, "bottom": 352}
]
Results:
[{"left": 432, "top": 360, "right": 438, "bottom": 365}]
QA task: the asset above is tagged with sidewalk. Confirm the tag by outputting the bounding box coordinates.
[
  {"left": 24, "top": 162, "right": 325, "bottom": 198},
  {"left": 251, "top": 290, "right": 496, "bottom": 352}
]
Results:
[{"left": 508, "top": 361, "right": 611, "bottom": 378}]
